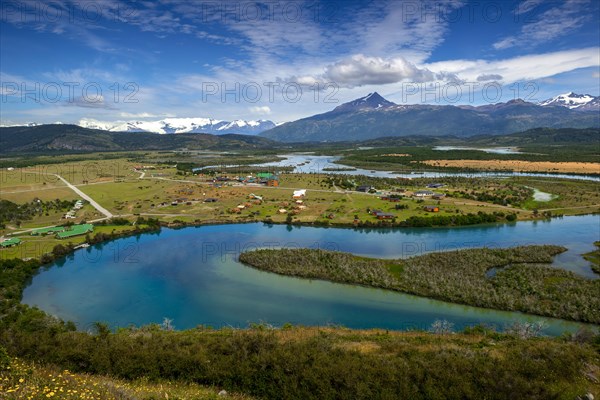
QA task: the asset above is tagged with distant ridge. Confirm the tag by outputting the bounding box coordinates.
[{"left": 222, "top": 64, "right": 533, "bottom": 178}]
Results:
[{"left": 260, "top": 92, "right": 600, "bottom": 142}]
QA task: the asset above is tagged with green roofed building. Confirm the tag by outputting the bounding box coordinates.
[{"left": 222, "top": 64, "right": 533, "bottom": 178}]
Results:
[
  {"left": 1, "top": 238, "right": 22, "bottom": 248},
  {"left": 256, "top": 172, "right": 277, "bottom": 179},
  {"left": 56, "top": 224, "right": 94, "bottom": 239},
  {"left": 31, "top": 226, "right": 67, "bottom": 236}
]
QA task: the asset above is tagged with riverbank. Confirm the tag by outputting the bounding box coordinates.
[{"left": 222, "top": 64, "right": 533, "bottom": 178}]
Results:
[
  {"left": 240, "top": 246, "right": 600, "bottom": 324},
  {"left": 584, "top": 242, "right": 600, "bottom": 274}
]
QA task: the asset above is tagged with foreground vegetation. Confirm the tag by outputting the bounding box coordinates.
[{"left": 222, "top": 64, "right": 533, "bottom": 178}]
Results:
[
  {"left": 240, "top": 246, "right": 600, "bottom": 324},
  {"left": 2, "top": 321, "right": 599, "bottom": 399},
  {"left": 0, "top": 353, "right": 252, "bottom": 400},
  {"left": 0, "top": 240, "right": 599, "bottom": 398}
]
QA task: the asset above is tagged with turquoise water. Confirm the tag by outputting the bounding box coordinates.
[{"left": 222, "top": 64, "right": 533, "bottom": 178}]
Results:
[{"left": 23, "top": 215, "right": 600, "bottom": 334}]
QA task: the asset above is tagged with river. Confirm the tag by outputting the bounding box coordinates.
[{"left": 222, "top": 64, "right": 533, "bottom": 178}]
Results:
[
  {"left": 253, "top": 154, "right": 600, "bottom": 181},
  {"left": 22, "top": 215, "right": 599, "bottom": 335}
]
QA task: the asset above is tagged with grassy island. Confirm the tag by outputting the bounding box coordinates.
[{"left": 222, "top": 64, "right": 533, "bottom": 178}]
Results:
[{"left": 240, "top": 245, "right": 600, "bottom": 324}]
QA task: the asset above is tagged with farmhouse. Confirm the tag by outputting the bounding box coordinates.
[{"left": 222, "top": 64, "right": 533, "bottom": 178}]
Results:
[
  {"left": 256, "top": 172, "right": 279, "bottom": 186},
  {"left": 356, "top": 185, "right": 374, "bottom": 193},
  {"left": 381, "top": 194, "right": 403, "bottom": 202},
  {"left": 424, "top": 206, "right": 440, "bottom": 212},
  {"left": 414, "top": 190, "right": 434, "bottom": 197},
  {"left": 293, "top": 189, "right": 306, "bottom": 198},
  {"left": 1, "top": 237, "right": 21, "bottom": 248},
  {"left": 31, "top": 226, "right": 67, "bottom": 236},
  {"left": 56, "top": 224, "right": 94, "bottom": 239},
  {"left": 375, "top": 212, "right": 395, "bottom": 220}
]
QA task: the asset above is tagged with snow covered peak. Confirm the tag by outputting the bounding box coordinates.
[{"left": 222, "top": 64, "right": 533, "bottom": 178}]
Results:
[
  {"left": 77, "top": 117, "right": 276, "bottom": 135},
  {"left": 539, "top": 92, "right": 599, "bottom": 110},
  {"left": 332, "top": 92, "right": 396, "bottom": 113}
]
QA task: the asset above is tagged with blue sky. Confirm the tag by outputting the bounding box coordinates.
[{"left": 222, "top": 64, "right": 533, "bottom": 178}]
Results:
[{"left": 1, "top": 0, "right": 599, "bottom": 125}]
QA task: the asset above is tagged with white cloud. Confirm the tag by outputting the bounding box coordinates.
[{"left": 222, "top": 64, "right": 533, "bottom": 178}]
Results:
[
  {"left": 248, "top": 106, "right": 271, "bottom": 115},
  {"left": 425, "top": 48, "right": 600, "bottom": 84},
  {"left": 119, "top": 112, "right": 175, "bottom": 118},
  {"left": 322, "top": 55, "right": 435, "bottom": 87},
  {"left": 494, "top": 0, "right": 591, "bottom": 50}
]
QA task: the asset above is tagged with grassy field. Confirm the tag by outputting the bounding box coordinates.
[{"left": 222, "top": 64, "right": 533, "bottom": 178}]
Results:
[
  {"left": 1, "top": 156, "right": 598, "bottom": 256},
  {"left": 336, "top": 144, "right": 600, "bottom": 172},
  {"left": 421, "top": 159, "right": 600, "bottom": 174}
]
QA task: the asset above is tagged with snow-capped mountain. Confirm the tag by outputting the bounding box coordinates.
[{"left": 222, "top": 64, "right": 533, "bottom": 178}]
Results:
[
  {"left": 78, "top": 118, "right": 276, "bottom": 135},
  {"left": 332, "top": 92, "right": 396, "bottom": 113},
  {"left": 539, "top": 92, "right": 600, "bottom": 111}
]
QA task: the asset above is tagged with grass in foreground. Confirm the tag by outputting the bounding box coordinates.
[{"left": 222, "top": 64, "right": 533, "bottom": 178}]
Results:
[
  {"left": 1, "top": 326, "right": 599, "bottom": 400},
  {"left": 0, "top": 355, "right": 252, "bottom": 400},
  {"left": 239, "top": 245, "right": 600, "bottom": 323}
]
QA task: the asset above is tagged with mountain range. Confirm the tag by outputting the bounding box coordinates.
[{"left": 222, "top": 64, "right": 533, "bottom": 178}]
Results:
[
  {"left": 78, "top": 118, "right": 277, "bottom": 135},
  {"left": 260, "top": 92, "right": 600, "bottom": 142}
]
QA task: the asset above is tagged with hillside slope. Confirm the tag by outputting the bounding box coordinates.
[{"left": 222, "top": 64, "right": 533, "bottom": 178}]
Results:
[{"left": 0, "top": 124, "right": 277, "bottom": 154}]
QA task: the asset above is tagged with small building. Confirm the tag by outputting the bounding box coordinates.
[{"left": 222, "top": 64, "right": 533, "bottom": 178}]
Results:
[
  {"left": 426, "top": 183, "right": 445, "bottom": 188},
  {"left": 432, "top": 193, "right": 446, "bottom": 200},
  {"left": 370, "top": 209, "right": 383, "bottom": 215},
  {"left": 356, "top": 185, "right": 374, "bottom": 193},
  {"left": 414, "top": 190, "right": 434, "bottom": 197},
  {"left": 375, "top": 212, "right": 395, "bottom": 220},
  {"left": 204, "top": 198, "right": 218, "bottom": 203},
  {"left": 267, "top": 179, "right": 279, "bottom": 187},
  {"left": 424, "top": 206, "right": 440, "bottom": 212},
  {"left": 56, "top": 224, "right": 94, "bottom": 239},
  {"left": 293, "top": 189, "right": 306, "bottom": 198},
  {"left": 278, "top": 208, "right": 288, "bottom": 214},
  {"left": 381, "top": 195, "right": 403, "bottom": 202},
  {"left": 31, "top": 226, "right": 67, "bottom": 236},
  {"left": 1, "top": 237, "right": 22, "bottom": 248}
]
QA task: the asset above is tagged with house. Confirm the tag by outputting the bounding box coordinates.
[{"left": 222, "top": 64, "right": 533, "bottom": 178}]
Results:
[
  {"left": 414, "top": 190, "right": 434, "bottom": 197},
  {"left": 204, "top": 198, "right": 218, "bottom": 203},
  {"left": 432, "top": 193, "right": 446, "bottom": 200},
  {"left": 267, "top": 178, "right": 279, "bottom": 187},
  {"left": 381, "top": 194, "right": 403, "bottom": 202},
  {"left": 375, "top": 212, "right": 395, "bottom": 220},
  {"left": 31, "top": 226, "right": 67, "bottom": 236},
  {"left": 424, "top": 206, "right": 440, "bottom": 212},
  {"left": 356, "top": 185, "right": 374, "bottom": 193},
  {"left": 426, "top": 183, "right": 445, "bottom": 188},
  {"left": 1, "top": 237, "right": 21, "bottom": 248},
  {"left": 293, "top": 189, "right": 306, "bottom": 198},
  {"left": 56, "top": 224, "right": 94, "bottom": 239},
  {"left": 370, "top": 209, "right": 383, "bottom": 215},
  {"left": 278, "top": 208, "right": 288, "bottom": 214}
]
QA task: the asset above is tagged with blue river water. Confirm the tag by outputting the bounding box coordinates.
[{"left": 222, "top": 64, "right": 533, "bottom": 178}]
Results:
[{"left": 23, "top": 215, "right": 600, "bottom": 335}]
